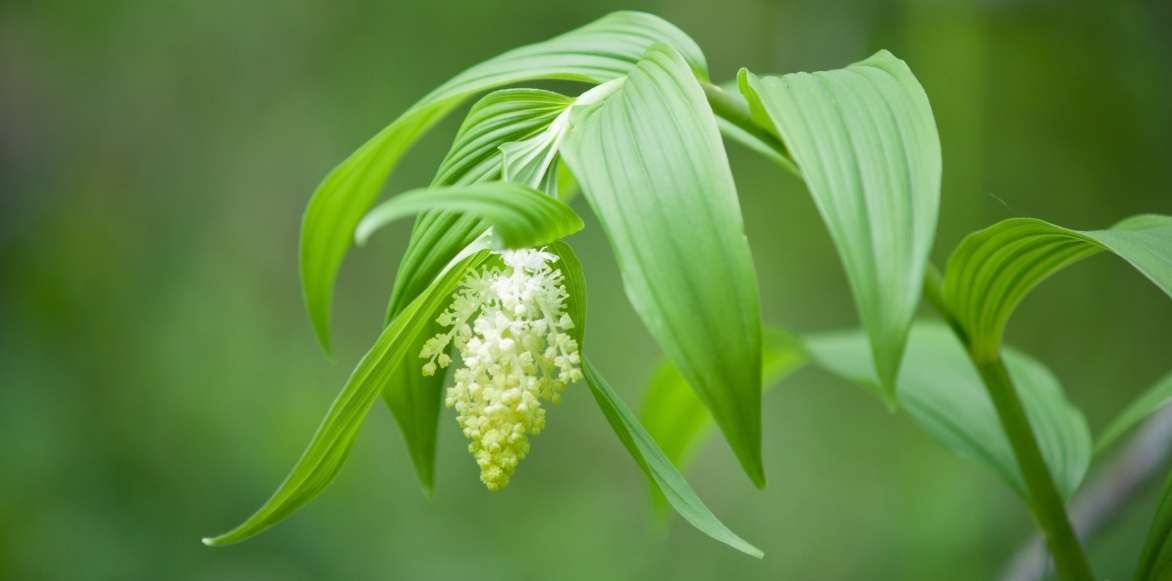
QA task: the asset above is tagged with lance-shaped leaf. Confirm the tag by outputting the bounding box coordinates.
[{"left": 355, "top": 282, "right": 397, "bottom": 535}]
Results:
[
  {"left": 738, "top": 51, "right": 942, "bottom": 399},
  {"left": 806, "top": 322, "right": 1091, "bottom": 500},
  {"left": 202, "top": 251, "right": 492, "bottom": 547},
  {"left": 1135, "top": 470, "right": 1172, "bottom": 581},
  {"left": 562, "top": 44, "right": 766, "bottom": 486},
  {"left": 584, "top": 360, "right": 763, "bottom": 558},
  {"left": 545, "top": 241, "right": 760, "bottom": 557},
  {"left": 1095, "top": 370, "right": 1172, "bottom": 456},
  {"left": 355, "top": 180, "right": 581, "bottom": 493},
  {"left": 640, "top": 328, "right": 806, "bottom": 470},
  {"left": 356, "top": 183, "right": 583, "bottom": 250},
  {"left": 301, "top": 11, "right": 707, "bottom": 352},
  {"left": 386, "top": 89, "right": 573, "bottom": 321},
  {"left": 941, "top": 214, "right": 1172, "bottom": 361}
]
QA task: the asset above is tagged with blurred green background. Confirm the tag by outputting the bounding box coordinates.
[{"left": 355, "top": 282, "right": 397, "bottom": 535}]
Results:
[{"left": 2, "top": 0, "right": 1170, "bottom": 579}]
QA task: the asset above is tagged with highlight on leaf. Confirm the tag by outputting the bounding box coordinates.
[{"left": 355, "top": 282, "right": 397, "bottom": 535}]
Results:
[{"left": 354, "top": 183, "right": 583, "bottom": 250}]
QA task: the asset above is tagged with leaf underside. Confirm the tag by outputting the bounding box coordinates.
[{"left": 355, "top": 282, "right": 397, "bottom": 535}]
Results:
[
  {"left": 738, "top": 51, "right": 942, "bottom": 400},
  {"left": 941, "top": 214, "right": 1172, "bottom": 360},
  {"left": 562, "top": 44, "right": 766, "bottom": 487}
]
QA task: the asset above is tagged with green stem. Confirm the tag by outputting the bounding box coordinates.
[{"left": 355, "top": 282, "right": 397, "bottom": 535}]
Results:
[
  {"left": 924, "top": 269, "right": 1094, "bottom": 580},
  {"left": 974, "top": 357, "right": 1095, "bottom": 581},
  {"left": 702, "top": 82, "right": 800, "bottom": 176}
]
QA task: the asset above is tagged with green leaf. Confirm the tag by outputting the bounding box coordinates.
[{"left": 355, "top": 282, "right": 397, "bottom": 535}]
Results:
[
  {"left": 386, "top": 89, "right": 573, "bottom": 321},
  {"left": 562, "top": 44, "right": 766, "bottom": 487},
  {"left": 941, "top": 214, "right": 1172, "bottom": 360},
  {"left": 806, "top": 321, "right": 1091, "bottom": 499},
  {"left": 203, "top": 251, "right": 492, "bottom": 546},
  {"left": 640, "top": 328, "right": 806, "bottom": 470},
  {"left": 1095, "top": 371, "right": 1172, "bottom": 456},
  {"left": 301, "top": 11, "right": 706, "bottom": 352},
  {"left": 355, "top": 183, "right": 583, "bottom": 250},
  {"left": 544, "top": 240, "right": 759, "bottom": 557},
  {"left": 582, "top": 359, "right": 764, "bottom": 559},
  {"left": 1135, "top": 469, "right": 1172, "bottom": 581},
  {"left": 738, "top": 50, "right": 942, "bottom": 399}
]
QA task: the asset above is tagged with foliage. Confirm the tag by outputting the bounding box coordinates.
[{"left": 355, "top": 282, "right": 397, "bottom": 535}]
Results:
[{"left": 203, "top": 11, "right": 1172, "bottom": 579}]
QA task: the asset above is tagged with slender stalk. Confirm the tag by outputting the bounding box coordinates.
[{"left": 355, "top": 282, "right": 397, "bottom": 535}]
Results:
[
  {"left": 975, "top": 357, "right": 1095, "bottom": 581},
  {"left": 923, "top": 268, "right": 1094, "bottom": 581},
  {"left": 701, "top": 82, "right": 800, "bottom": 176}
]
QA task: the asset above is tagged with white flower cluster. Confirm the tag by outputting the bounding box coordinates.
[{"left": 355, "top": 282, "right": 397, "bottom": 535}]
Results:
[{"left": 420, "top": 248, "right": 582, "bottom": 490}]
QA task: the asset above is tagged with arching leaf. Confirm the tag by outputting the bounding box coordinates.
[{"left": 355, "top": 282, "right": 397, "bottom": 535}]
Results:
[
  {"left": 203, "top": 251, "right": 492, "bottom": 546},
  {"left": 302, "top": 11, "right": 707, "bottom": 352},
  {"left": 546, "top": 242, "right": 759, "bottom": 557},
  {"left": 355, "top": 183, "right": 583, "bottom": 249},
  {"left": 386, "top": 89, "right": 573, "bottom": 321},
  {"left": 739, "top": 50, "right": 942, "bottom": 400},
  {"left": 941, "top": 214, "right": 1172, "bottom": 360},
  {"left": 583, "top": 359, "right": 764, "bottom": 558},
  {"left": 562, "top": 44, "right": 766, "bottom": 486}
]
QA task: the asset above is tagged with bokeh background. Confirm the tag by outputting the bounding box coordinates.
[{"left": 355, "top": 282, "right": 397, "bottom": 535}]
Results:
[{"left": 3, "top": 0, "right": 1170, "bottom": 579}]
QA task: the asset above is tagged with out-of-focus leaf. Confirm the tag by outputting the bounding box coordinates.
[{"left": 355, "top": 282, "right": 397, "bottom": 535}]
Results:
[
  {"left": 1095, "top": 371, "right": 1172, "bottom": 456},
  {"left": 582, "top": 359, "right": 763, "bottom": 559},
  {"left": 355, "top": 183, "right": 583, "bottom": 249},
  {"left": 941, "top": 214, "right": 1172, "bottom": 360},
  {"left": 563, "top": 44, "right": 766, "bottom": 486},
  {"left": 807, "top": 321, "right": 1091, "bottom": 499},
  {"left": 739, "top": 51, "right": 942, "bottom": 400},
  {"left": 202, "top": 252, "right": 492, "bottom": 546},
  {"left": 1135, "top": 470, "right": 1172, "bottom": 581},
  {"left": 640, "top": 328, "right": 806, "bottom": 470},
  {"left": 301, "top": 11, "right": 707, "bottom": 352}
]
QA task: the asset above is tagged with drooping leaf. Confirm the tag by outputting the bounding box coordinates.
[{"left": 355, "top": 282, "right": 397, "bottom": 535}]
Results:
[
  {"left": 355, "top": 183, "right": 583, "bottom": 250},
  {"left": 640, "top": 328, "right": 806, "bottom": 470},
  {"left": 302, "top": 11, "right": 707, "bottom": 352},
  {"left": 202, "top": 251, "right": 492, "bottom": 546},
  {"left": 807, "top": 322, "right": 1091, "bottom": 499},
  {"left": 739, "top": 50, "right": 942, "bottom": 399},
  {"left": 545, "top": 241, "right": 759, "bottom": 557},
  {"left": 1135, "top": 470, "right": 1172, "bottom": 581},
  {"left": 562, "top": 44, "right": 766, "bottom": 486},
  {"left": 941, "top": 214, "right": 1172, "bottom": 360},
  {"left": 1095, "top": 371, "right": 1172, "bottom": 456},
  {"left": 582, "top": 359, "right": 764, "bottom": 559}
]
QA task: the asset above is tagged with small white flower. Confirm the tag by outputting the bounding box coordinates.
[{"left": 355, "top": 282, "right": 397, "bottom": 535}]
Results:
[{"left": 422, "top": 248, "right": 581, "bottom": 490}]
